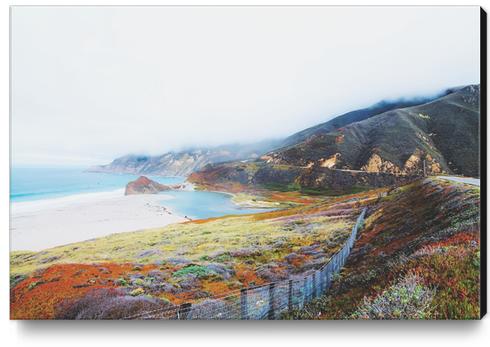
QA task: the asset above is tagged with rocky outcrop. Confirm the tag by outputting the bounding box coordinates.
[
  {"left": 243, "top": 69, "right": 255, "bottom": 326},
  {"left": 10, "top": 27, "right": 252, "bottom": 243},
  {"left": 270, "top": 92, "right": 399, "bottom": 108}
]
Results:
[
  {"left": 125, "top": 176, "right": 171, "bottom": 195},
  {"left": 297, "top": 165, "right": 415, "bottom": 191},
  {"left": 361, "top": 149, "right": 446, "bottom": 176},
  {"left": 361, "top": 153, "right": 402, "bottom": 174},
  {"left": 320, "top": 153, "right": 341, "bottom": 169}
]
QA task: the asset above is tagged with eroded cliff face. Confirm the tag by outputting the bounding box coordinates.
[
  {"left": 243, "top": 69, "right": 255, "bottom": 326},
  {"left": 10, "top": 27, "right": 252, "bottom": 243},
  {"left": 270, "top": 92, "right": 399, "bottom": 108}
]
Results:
[
  {"left": 360, "top": 148, "right": 446, "bottom": 176},
  {"left": 265, "top": 147, "right": 446, "bottom": 177},
  {"left": 361, "top": 154, "right": 402, "bottom": 175},
  {"left": 189, "top": 161, "right": 415, "bottom": 194},
  {"left": 319, "top": 153, "right": 341, "bottom": 169},
  {"left": 297, "top": 166, "right": 414, "bottom": 191}
]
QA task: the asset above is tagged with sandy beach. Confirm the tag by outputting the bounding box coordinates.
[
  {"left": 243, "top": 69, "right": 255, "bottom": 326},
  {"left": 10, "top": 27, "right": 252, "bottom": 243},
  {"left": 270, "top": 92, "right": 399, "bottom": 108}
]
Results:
[{"left": 10, "top": 190, "right": 186, "bottom": 251}]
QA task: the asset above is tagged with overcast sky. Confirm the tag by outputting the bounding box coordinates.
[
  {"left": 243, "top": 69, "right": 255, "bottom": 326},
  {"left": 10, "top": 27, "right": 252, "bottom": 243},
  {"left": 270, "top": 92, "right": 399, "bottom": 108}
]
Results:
[{"left": 11, "top": 6, "right": 480, "bottom": 166}]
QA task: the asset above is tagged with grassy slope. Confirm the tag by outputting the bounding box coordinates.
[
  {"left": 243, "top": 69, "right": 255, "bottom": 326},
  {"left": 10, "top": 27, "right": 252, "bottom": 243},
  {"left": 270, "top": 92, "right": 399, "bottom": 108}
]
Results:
[
  {"left": 281, "top": 95, "right": 449, "bottom": 147},
  {"left": 10, "top": 189, "right": 383, "bottom": 319},
  {"left": 287, "top": 178, "right": 480, "bottom": 319}
]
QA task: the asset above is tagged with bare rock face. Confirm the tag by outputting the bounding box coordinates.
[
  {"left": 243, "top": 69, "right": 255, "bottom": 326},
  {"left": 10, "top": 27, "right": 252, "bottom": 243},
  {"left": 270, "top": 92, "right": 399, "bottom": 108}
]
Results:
[
  {"left": 361, "top": 153, "right": 402, "bottom": 175},
  {"left": 125, "top": 176, "right": 171, "bottom": 195}
]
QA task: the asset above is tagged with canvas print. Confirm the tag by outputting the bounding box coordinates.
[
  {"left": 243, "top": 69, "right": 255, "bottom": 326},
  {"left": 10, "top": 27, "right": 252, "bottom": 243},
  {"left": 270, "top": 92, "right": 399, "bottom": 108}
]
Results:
[{"left": 10, "top": 6, "right": 483, "bottom": 320}]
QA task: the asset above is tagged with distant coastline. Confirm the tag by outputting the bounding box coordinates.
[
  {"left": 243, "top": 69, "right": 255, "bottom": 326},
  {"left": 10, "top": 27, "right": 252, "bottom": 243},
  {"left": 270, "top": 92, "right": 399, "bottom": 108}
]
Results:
[{"left": 9, "top": 168, "right": 270, "bottom": 251}]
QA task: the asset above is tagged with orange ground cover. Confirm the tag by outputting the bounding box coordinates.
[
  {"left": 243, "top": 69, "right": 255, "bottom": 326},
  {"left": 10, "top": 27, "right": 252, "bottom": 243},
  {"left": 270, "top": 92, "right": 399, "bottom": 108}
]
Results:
[{"left": 11, "top": 263, "right": 158, "bottom": 319}]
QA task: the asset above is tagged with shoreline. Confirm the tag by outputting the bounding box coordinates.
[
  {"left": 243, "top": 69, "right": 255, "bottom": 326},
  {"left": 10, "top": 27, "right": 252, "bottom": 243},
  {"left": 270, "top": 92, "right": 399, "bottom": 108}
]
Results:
[
  {"left": 11, "top": 189, "right": 127, "bottom": 214},
  {"left": 10, "top": 190, "right": 186, "bottom": 251}
]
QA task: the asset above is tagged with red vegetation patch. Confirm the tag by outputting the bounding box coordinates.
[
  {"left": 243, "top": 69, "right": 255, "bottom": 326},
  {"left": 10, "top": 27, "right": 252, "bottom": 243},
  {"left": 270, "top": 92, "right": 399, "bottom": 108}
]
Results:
[
  {"left": 234, "top": 264, "right": 266, "bottom": 287},
  {"left": 201, "top": 281, "right": 237, "bottom": 297},
  {"left": 288, "top": 254, "right": 311, "bottom": 268},
  {"left": 10, "top": 263, "right": 158, "bottom": 319},
  {"left": 266, "top": 191, "right": 317, "bottom": 204},
  {"left": 335, "top": 134, "right": 345, "bottom": 144},
  {"left": 251, "top": 207, "right": 303, "bottom": 221},
  {"left": 428, "top": 231, "right": 479, "bottom": 248},
  {"left": 161, "top": 291, "right": 202, "bottom": 306}
]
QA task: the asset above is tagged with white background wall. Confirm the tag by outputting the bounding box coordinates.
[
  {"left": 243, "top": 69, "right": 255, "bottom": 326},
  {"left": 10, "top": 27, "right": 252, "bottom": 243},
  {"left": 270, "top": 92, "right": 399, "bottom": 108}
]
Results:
[{"left": 1, "top": 1, "right": 488, "bottom": 347}]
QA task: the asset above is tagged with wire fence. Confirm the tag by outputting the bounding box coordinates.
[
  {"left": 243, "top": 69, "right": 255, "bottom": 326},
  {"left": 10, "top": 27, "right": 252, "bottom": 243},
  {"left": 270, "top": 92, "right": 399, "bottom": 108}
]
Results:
[{"left": 124, "top": 208, "right": 367, "bottom": 320}]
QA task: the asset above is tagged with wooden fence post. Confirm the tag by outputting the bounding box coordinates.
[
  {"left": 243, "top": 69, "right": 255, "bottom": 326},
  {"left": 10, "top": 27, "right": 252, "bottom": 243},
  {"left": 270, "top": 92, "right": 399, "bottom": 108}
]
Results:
[
  {"left": 268, "top": 283, "right": 276, "bottom": 320},
  {"left": 288, "top": 280, "right": 293, "bottom": 312},
  {"left": 312, "top": 272, "right": 317, "bottom": 298},
  {"left": 303, "top": 276, "right": 308, "bottom": 303},
  {"left": 325, "top": 265, "right": 331, "bottom": 291},
  {"left": 240, "top": 288, "right": 248, "bottom": 320},
  {"left": 321, "top": 268, "right": 327, "bottom": 294},
  {"left": 178, "top": 302, "right": 192, "bottom": 320}
]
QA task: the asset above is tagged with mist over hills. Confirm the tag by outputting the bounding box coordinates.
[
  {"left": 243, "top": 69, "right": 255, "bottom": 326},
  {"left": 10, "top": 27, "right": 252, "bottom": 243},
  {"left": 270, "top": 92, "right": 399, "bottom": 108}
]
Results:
[
  {"left": 189, "top": 84, "right": 480, "bottom": 194},
  {"left": 88, "top": 139, "right": 282, "bottom": 177},
  {"left": 281, "top": 88, "right": 459, "bottom": 148},
  {"left": 91, "top": 85, "right": 479, "bottom": 180}
]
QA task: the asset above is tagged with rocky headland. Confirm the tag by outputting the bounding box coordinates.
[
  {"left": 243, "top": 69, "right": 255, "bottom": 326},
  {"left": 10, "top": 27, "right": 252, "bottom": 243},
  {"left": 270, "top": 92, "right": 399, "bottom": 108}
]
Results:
[{"left": 125, "top": 176, "right": 172, "bottom": 195}]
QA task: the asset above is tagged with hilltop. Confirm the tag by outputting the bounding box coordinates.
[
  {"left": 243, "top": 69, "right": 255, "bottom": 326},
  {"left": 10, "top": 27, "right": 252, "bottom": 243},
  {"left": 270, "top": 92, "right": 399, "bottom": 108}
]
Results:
[
  {"left": 190, "top": 85, "right": 480, "bottom": 194},
  {"left": 265, "top": 85, "right": 480, "bottom": 177},
  {"left": 282, "top": 90, "right": 455, "bottom": 148}
]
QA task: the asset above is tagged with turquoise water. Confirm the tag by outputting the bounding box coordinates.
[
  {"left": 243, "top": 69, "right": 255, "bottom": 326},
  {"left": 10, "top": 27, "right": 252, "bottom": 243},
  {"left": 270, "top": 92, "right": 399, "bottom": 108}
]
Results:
[
  {"left": 10, "top": 167, "right": 183, "bottom": 202},
  {"left": 10, "top": 167, "right": 269, "bottom": 218},
  {"left": 162, "top": 190, "right": 269, "bottom": 220}
]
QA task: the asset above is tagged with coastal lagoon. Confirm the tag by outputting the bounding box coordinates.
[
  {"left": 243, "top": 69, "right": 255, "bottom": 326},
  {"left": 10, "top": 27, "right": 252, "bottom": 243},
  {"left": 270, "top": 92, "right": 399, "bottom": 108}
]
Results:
[
  {"left": 10, "top": 167, "right": 270, "bottom": 250},
  {"left": 162, "top": 190, "right": 270, "bottom": 220},
  {"left": 11, "top": 167, "right": 266, "bottom": 217}
]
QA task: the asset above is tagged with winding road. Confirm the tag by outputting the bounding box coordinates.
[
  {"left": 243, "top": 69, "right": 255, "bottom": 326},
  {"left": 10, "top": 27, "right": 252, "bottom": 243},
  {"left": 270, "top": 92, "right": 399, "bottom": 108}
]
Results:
[{"left": 437, "top": 176, "right": 480, "bottom": 186}]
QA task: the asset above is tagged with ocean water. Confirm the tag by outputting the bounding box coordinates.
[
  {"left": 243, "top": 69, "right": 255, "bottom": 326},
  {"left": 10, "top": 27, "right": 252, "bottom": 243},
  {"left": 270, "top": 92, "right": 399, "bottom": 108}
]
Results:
[
  {"left": 10, "top": 167, "right": 268, "bottom": 218},
  {"left": 10, "top": 167, "right": 183, "bottom": 203}
]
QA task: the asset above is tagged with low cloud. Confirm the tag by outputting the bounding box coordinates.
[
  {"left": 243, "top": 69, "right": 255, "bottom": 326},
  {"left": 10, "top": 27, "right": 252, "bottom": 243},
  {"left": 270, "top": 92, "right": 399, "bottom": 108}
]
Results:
[{"left": 11, "top": 6, "right": 480, "bottom": 166}]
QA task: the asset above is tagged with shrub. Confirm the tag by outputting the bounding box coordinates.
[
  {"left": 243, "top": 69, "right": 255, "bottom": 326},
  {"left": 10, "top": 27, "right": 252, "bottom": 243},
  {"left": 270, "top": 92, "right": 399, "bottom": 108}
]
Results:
[
  {"left": 27, "top": 281, "right": 43, "bottom": 291},
  {"left": 351, "top": 272, "right": 435, "bottom": 320},
  {"left": 173, "top": 265, "right": 210, "bottom": 278},
  {"left": 10, "top": 274, "right": 26, "bottom": 288},
  {"left": 54, "top": 288, "right": 173, "bottom": 319},
  {"left": 129, "top": 288, "right": 145, "bottom": 296},
  {"left": 115, "top": 277, "right": 128, "bottom": 286}
]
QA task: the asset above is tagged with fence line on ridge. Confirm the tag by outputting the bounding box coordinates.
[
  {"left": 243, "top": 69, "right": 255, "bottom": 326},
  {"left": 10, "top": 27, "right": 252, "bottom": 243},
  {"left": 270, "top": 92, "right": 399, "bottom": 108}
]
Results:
[{"left": 124, "top": 208, "right": 367, "bottom": 320}]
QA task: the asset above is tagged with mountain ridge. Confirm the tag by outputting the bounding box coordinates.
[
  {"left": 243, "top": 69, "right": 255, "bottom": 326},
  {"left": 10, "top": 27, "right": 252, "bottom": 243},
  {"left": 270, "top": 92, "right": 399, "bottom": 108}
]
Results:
[
  {"left": 88, "top": 140, "right": 282, "bottom": 177},
  {"left": 190, "top": 84, "right": 480, "bottom": 193},
  {"left": 263, "top": 84, "right": 480, "bottom": 177},
  {"left": 89, "top": 85, "right": 479, "bottom": 180},
  {"left": 281, "top": 88, "right": 459, "bottom": 148}
]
